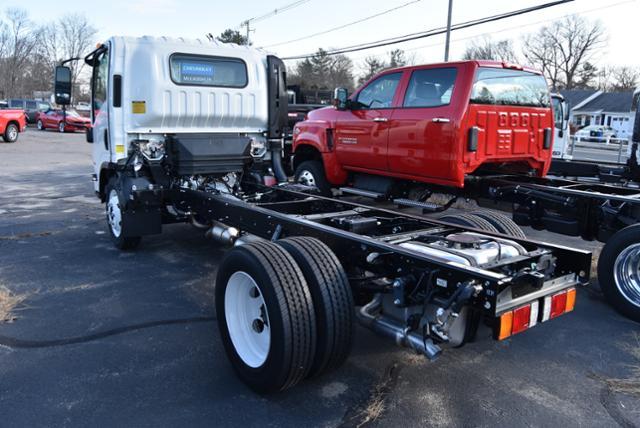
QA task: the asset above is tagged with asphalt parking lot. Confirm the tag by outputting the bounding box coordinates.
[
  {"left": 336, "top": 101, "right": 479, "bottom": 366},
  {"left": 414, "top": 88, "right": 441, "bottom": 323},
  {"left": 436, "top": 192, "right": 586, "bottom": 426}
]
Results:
[{"left": 1, "top": 128, "right": 639, "bottom": 427}]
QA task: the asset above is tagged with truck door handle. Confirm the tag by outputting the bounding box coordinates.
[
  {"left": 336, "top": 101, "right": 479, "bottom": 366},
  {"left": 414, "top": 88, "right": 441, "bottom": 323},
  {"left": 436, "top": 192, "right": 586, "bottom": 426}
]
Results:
[
  {"left": 432, "top": 118, "right": 450, "bottom": 123},
  {"left": 373, "top": 117, "right": 388, "bottom": 123}
]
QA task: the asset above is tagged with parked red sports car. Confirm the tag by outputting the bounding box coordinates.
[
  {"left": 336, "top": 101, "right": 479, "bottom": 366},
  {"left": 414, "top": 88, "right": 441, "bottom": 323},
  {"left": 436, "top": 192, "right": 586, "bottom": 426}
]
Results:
[{"left": 36, "top": 109, "right": 91, "bottom": 133}]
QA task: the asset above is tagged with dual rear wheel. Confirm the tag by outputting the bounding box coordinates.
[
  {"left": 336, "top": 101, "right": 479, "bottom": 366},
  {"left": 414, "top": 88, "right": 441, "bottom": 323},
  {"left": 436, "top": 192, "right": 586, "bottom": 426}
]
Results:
[{"left": 216, "top": 237, "right": 354, "bottom": 393}]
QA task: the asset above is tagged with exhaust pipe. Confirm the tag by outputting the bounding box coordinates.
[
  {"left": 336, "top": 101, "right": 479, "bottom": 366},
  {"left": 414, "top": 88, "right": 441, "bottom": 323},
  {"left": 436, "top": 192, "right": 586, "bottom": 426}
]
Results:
[
  {"left": 270, "top": 139, "right": 288, "bottom": 184},
  {"left": 357, "top": 295, "right": 441, "bottom": 360},
  {"left": 205, "top": 221, "right": 240, "bottom": 246}
]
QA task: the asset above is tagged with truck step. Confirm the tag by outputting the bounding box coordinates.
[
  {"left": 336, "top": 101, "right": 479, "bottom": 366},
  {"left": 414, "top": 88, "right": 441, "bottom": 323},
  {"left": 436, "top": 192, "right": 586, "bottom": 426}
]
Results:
[
  {"left": 393, "top": 198, "right": 447, "bottom": 213},
  {"left": 340, "top": 187, "right": 386, "bottom": 200}
]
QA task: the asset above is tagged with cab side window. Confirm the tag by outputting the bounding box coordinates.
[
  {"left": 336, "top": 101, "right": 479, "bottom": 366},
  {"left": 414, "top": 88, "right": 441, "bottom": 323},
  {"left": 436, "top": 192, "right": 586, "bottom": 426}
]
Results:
[
  {"left": 92, "top": 49, "right": 109, "bottom": 122},
  {"left": 403, "top": 68, "right": 457, "bottom": 108},
  {"left": 355, "top": 72, "right": 402, "bottom": 109}
]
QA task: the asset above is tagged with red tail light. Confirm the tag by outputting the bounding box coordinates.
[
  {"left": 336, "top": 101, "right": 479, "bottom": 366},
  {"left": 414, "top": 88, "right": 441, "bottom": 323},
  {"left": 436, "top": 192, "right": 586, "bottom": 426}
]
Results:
[
  {"left": 550, "top": 291, "right": 568, "bottom": 319},
  {"left": 511, "top": 305, "right": 532, "bottom": 335}
]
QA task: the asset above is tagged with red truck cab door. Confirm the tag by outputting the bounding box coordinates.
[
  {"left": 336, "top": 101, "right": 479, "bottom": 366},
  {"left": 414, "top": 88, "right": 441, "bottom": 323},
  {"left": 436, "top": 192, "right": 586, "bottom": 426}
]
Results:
[
  {"left": 334, "top": 72, "right": 403, "bottom": 172},
  {"left": 388, "top": 66, "right": 461, "bottom": 185}
]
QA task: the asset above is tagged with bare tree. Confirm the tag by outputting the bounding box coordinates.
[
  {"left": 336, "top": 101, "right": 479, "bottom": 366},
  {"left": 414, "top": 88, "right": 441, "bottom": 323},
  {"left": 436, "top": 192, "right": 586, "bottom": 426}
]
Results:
[
  {"left": 0, "top": 8, "right": 39, "bottom": 98},
  {"left": 463, "top": 37, "right": 517, "bottom": 62},
  {"left": 56, "top": 14, "right": 97, "bottom": 96},
  {"left": 522, "top": 16, "right": 605, "bottom": 90},
  {"left": 611, "top": 66, "right": 640, "bottom": 91}
]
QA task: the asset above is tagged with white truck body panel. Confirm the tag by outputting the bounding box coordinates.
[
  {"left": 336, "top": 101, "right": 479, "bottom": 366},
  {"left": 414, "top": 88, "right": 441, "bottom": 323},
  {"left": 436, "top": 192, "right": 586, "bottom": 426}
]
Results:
[
  {"left": 114, "top": 36, "right": 269, "bottom": 135},
  {"left": 92, "top": 36, "right": 272, "bottom": 192}
]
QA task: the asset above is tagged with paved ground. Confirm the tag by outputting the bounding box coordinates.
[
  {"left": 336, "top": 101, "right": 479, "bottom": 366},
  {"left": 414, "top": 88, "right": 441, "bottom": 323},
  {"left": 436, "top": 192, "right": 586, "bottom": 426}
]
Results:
[{"left": 1, "top": 129, "right": 639, "bottom": 427}]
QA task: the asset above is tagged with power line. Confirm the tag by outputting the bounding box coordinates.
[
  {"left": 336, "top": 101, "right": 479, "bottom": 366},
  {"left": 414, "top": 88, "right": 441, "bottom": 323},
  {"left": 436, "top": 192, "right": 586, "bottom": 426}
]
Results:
[
  {"left": 239, "top": 0, "right": 313, "bottom": 45},
  {"left": 260, "top": 0, "right": 423, "bottom": 49},
  {"left": 240, "top": 0, "right": 312, "bottom": 27},
  {"left": 346, "top": 0, "right": 634, "bottom": 63},
  {"left": 401, "top": 0, "right": 634, "bottom": 56},
  {"left": 282, "top": 0, "right": 574, "bottom": 60}
]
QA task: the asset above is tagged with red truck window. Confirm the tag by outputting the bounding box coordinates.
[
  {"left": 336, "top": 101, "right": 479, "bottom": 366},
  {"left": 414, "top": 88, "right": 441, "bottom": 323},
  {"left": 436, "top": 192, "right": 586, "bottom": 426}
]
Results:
[
  {"left": 403, "top": 68, "right": 457, "bottom": 108},
  {"left": 355, "top": 72, "right": 402, "bottom": 109},
  {"left": 470, "top": 67, "right": 550, "bottom": 108}
]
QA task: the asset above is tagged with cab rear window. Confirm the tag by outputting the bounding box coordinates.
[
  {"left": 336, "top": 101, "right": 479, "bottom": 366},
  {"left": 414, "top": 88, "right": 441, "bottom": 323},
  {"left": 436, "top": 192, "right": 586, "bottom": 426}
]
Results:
[
  {"left": 470, "top": 67, "right": 550, "bottom": 107},
  {"left": 169, "top": 54, "right": 248, "bottom": 88}
]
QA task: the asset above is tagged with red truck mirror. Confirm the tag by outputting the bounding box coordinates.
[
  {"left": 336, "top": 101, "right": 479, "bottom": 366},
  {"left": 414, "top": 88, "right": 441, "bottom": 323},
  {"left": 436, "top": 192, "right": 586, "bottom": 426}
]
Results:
[
  {"left": 54, "top": 66, "right": 72, "bottom": 106},
  {"left": 334, "top": 87, "right": 349, "bottom": 110}
]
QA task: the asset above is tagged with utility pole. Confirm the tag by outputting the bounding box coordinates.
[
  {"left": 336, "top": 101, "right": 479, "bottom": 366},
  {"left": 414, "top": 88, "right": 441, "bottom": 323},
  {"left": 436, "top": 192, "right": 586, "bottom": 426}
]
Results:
[
  {"left": 444, "top": 0, "right": 453, "bottom": 61},
  {"left": 242, "top": 20, "right": 251, "bottom": 45}
]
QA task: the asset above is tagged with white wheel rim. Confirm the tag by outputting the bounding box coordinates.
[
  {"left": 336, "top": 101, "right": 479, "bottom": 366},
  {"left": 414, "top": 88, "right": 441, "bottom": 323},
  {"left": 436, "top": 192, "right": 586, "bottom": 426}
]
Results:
[
  {"left": 298, "top": 170, "right": 316, "bottom": 187},
  {"left": 8, "top": 126, "right": 17, "bottom": 140},
  {"left": 59, "top": 123, "right": 64, "bottom": 132},
  {"left": 614, "top": 243, "right": 640, "bottom": 308},
  {"left": 225, "top": 271, "right": 271, "bottom": 368},
  {"left": 37, "top": 121, "right": 42, "bottom": 130},
  {"left": 107, "top": 189, "right": 122, "bottom": 238}
]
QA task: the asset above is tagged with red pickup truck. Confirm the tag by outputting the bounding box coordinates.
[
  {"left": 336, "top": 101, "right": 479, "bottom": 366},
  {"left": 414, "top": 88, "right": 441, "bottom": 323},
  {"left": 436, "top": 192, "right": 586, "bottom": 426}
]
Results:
[
  {"left": 0, "top": 109, "right": 27, "bottom": 143},
  {"left": 291, "top": 60, "right": 553, "bottom": 194}
]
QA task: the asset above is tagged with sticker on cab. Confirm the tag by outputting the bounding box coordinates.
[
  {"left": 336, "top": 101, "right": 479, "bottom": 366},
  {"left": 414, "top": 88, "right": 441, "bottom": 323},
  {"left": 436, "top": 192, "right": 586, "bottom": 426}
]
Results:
[{"left": 132, "top": 101, "right": 146, "bottom": 114}]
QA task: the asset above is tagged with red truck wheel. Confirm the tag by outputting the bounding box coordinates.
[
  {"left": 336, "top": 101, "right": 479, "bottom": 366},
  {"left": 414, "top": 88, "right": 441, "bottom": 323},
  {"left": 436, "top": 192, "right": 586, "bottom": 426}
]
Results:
[
  {"left": 294, "top": 161, "right": 332, "bottom": 196},
  {"left": 2, "top": 123, "right": 19, "bottom": 143}
]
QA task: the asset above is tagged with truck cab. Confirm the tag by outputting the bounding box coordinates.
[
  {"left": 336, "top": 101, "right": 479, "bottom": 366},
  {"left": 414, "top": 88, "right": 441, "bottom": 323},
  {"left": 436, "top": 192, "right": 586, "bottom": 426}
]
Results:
[
  {"left": 292, "top": 61, "right": 554, "bottom": 192},
  {"left": 54, "top": 36, "right": 288, "bottom": 248}
]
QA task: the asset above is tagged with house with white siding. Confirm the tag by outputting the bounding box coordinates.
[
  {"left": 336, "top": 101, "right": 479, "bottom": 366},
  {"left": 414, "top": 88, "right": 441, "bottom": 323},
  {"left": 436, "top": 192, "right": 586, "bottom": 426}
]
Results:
[{"left": 561, "top": 89, "right": 635, "bottom": 139}]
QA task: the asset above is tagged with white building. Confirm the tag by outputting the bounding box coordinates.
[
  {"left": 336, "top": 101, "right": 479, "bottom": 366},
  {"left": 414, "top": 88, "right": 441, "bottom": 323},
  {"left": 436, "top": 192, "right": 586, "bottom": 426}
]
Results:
[{"left": 561, "top": 89, "right": 635, "bottom": 139}]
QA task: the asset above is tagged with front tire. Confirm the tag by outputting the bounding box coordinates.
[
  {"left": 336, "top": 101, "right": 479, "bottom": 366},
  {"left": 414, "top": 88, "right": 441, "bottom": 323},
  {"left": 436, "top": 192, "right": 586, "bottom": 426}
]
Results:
[
  {"left": 294, "top": 160, "right": 332, "bottom": 196},
  {"left": 598, "top": 224, "right": 640, "bottom": 322},
  {"left": 37, "top": 120, "right": 44, "bottom": 131},
  {"left": 2, "top": 123, "right": 18, "bottom": 143},
  {"left": 105, "top": 178, "right": 142, "bottom": 250},
  {"left": 216, "top": 242, "right": 317, "bottom": 393},
  {"left": 58, "top": 122, "right": 65, "bottom": 133}
]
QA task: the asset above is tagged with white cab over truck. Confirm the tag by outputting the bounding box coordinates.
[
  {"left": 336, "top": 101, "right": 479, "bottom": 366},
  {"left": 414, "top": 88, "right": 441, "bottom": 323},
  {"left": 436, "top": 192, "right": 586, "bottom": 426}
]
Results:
[{"left": 81, "top": 36, "right": 288, "bottom": 247}]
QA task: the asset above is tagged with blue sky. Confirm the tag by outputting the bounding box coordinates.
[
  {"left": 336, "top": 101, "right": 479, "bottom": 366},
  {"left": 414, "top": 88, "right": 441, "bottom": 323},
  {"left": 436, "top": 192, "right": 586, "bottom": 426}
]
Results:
[{"left": 5, "top": 0, "right": 640, "bottom": 70}]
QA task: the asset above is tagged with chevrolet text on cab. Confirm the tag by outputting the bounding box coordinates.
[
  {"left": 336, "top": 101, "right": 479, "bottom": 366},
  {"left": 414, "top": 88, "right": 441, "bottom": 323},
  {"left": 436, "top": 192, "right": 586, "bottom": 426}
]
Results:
[{"left": 292, "top": 61, "right": 554, "bottom": 195}]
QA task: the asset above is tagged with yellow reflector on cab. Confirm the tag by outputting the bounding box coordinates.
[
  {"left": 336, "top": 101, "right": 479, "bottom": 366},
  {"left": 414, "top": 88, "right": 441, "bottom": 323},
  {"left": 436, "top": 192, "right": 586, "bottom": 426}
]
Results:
[
  {"left": 565, "top": 288, "right": 576, "bottom": 313},
  {"left": 498, "top": 311, "right": 513, "bottom": 340}
]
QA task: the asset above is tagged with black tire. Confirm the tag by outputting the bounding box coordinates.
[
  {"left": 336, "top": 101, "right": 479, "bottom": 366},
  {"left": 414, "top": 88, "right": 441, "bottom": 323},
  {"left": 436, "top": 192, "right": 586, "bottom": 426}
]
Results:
[
  {"left": 104, "top": 178, "right": 142, "bottom": 250},
  {"left": 216, "top": 242, "right": 317, "bottom": 393},
  {"left": 58, "top": 122, "right": 66, "bottom": 133},
  {"left": 277, "top": 237, "right": 354, "bottom": 378},
  {"left": 470, "top": 210, "right": 527, "bottom": 239},
  {"left": 294, "top": 160, "right": 332, "bottom": 196},
  {"left": 37, "top": 120, "right": 44, "bottom": 131},
  {"left": 2, "top": 123, "right": 19, "bottom": 143},
  {"left": 438, "top": 213, "right": 499, "bottom": 233},
  {"left": 597, "top": 224, "right": 640, "bottom": 323}
]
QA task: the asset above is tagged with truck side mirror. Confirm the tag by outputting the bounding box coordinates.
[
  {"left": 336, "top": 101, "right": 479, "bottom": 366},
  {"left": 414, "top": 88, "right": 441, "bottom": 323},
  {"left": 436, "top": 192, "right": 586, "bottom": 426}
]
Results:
[
  {"left": 54, "top": 66, "right": 72, "bottom": 106},
  {"left": 334, "top": 87, "right": 349, "bottom": 110}
]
